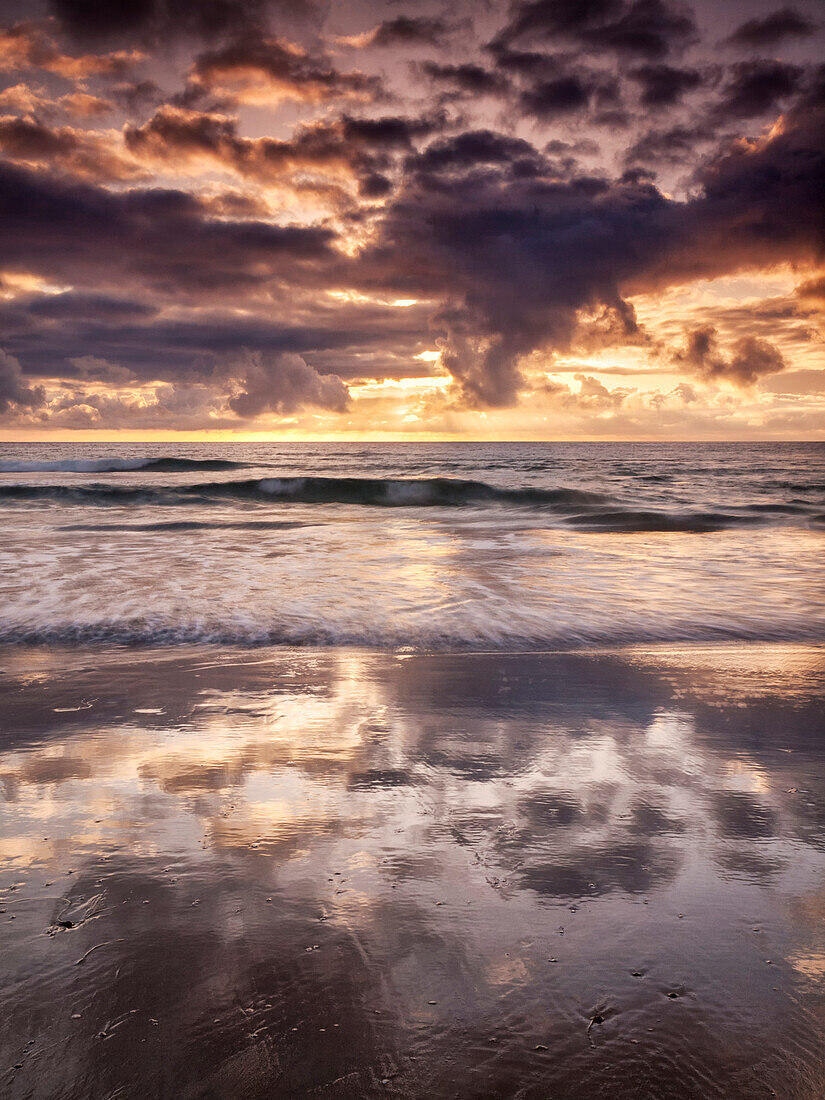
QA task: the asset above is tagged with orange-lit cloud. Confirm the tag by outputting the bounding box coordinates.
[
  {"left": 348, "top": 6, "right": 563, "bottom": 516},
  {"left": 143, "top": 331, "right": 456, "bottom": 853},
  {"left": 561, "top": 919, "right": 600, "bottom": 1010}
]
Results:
[{"left": 0, "top": 0, "right": 822, "bottom": 439}]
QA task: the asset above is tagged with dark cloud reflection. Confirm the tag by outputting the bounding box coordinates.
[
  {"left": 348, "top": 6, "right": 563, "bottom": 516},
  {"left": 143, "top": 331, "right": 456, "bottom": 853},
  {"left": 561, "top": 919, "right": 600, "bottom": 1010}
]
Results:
[{"left": 1, "top": 644, "right": 824, "bottom": 1096}]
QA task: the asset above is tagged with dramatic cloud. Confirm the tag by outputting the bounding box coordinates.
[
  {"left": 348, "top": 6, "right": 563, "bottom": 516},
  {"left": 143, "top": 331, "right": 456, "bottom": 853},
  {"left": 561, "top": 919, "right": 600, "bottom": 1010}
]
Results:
[
  {"left": 0, "top": 159, "right": 339, "bottom": 293},
  {"left": 47, "top": 0, "right": 322, "bottom": 46},
  {"left": 0, "top": 348, "right": 45, "bottom": 413},
  {"left": 726, "top": 8, "right": 816, "bottom": 50},
  {"left": 228, "top": 350, "right": 349, "bottom": 417},
  {"left": 0, "top": 0, "right": 822, "bottom": 436},
  {"left": 124, "top": 106, "right": 438, "bottom": 199},
  {"left": 520, "top": 74, "right": 593, "bottom": 117},
  {"left": 492, "top": 0, "right": 698, "bottom": 60},
  {"left": 341, "top": 16, "right": 463, "bottom": 50},
  {"left": 629, "top": 62, "right": 702, "bottom": 105},
  {"left": 408, "top": 130, "right": 545, "bottom": 176},
  {"left": 675, "top": 327, "right": 786, "bottom": 386},
  {"left": 357, "top": 166, "right": 666, "bottom": 404},
  {"left": 0, "top": 21, "right": 142, "bottom": 80},
  {"left": 625, "top": 123, "right": 713, "bottom": 164},
  {"left": 419, "top": 61, "right": 508, "bottom": 97},
  {"left": 188, "top": 34, "right": 383, "bottom": 106},
  {"left": 355, "top": 83, "right": 824, "bottom": 405},
  {"left": 712, "top": 60, "right": 802, "bottom": 121},
  {"left": 0, "top": 115, "right": 143, "bottom": 179}
]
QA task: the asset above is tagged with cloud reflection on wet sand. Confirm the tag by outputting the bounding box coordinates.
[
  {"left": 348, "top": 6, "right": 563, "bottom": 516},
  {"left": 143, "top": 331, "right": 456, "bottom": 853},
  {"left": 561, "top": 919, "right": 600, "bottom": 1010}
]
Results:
[{"left": 1, "top": 644, "right": 824, "bottom": 1098}]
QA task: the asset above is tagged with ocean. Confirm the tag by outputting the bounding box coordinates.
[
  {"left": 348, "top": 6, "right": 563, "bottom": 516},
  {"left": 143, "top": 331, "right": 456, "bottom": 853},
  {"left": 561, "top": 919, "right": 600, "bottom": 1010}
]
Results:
[
  {"left": 1, "top": 440, "right": 824, "bottom": 648},
  {"left": 2, "top": 443, "right": 825, "bottom": 1098}
]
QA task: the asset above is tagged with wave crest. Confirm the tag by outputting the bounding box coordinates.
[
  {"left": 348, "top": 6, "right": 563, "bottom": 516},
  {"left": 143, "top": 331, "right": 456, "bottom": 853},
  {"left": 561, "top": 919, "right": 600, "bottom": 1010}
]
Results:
[
  {"left": 0, "top": 474, "right": 608, "bottom": 510},
  {"left": 0, "top": 474, "right": 819, "bottom": 530},
  {"left": 0, "top": 456, "right": 245, "bottom": 474}
]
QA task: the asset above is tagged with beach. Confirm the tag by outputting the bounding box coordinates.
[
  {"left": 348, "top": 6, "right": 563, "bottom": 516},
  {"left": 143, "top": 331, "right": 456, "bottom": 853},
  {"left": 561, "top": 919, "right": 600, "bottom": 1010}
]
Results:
[
  {"left": 2, "top": 0, "right": 824, "bottom": 1089},
  {"left": 2, "top": 641, "right": 824, "bottom": 1098}
]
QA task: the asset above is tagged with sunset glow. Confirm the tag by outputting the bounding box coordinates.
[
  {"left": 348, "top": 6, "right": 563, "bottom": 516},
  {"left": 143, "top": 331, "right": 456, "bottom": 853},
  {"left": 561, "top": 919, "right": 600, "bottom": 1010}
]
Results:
[
  {"left": 0, "top": 0, "right": 822, "bottom": 440},
  {"left": 2, "top": 6, "right": 825, "bottom": 1092}
]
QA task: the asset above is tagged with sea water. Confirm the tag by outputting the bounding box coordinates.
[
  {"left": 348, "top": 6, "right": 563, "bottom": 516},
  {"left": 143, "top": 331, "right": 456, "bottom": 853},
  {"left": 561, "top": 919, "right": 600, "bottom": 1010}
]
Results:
[{"left": 1, "top": 440, "right": 823, "bottom": 648}]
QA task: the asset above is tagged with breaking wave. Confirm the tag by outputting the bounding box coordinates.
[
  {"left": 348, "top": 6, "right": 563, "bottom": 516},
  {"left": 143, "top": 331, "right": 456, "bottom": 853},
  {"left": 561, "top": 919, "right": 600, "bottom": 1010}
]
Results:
[
  {"left": 0, "top": 475, "right": 608, "bottom": 510},
  {"left": 254, "top": 476, "right": 609, "bottom": 509},
  {"left": 0, "top": 456, "right": 246, "bottom": 474},
  {"left": 565, "top": 510, "right": 766, "bottom": 533},
  {"left": 0, "top": 474, "right": 820, "bottom": 530}
]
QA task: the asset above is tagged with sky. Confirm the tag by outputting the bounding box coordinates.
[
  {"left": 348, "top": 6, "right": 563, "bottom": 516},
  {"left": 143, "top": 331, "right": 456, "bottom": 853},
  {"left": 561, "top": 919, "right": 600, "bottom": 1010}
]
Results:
[{"left": 0, "top": 0, "right": 823, "bottom": 440}]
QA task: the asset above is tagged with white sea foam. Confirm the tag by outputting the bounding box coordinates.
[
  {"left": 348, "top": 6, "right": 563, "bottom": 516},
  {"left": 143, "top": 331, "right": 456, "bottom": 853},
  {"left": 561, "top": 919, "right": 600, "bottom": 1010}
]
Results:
[
  {"left": 0, "top": 456, "right": 244, "bottom": 474},
  {"left": 0, "top": 457, "right": 156, "bottom": 473},
  {"left": 1, "top": 442, "right": 823, "bottom": 650}
]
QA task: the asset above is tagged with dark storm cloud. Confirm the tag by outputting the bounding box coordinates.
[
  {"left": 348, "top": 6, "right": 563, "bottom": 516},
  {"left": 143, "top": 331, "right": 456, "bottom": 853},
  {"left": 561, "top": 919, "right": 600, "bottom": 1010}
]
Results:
[
  {"left": 0, "top": 344, "right": 350, "bottom": 426},
  {"left": 628, "top": 62, "right": 702, "bottom": 105},
  {"left": 797, "top": 273, "right": 825, "bottom": 306},
  {"left": 363, "top": 16, "right": 460, "bottom": 48},
  {"left": 47, "top": 0, "right": 322, "bottom": 46},
  {"left": 0, "top": 348, "right": 45, "bottom": 413},
  {"left": 485, "top": 43, "right": 557, "bottom": 76},
  {"left": 484, "top": 41, "right": 628, "bottom": 124},
  {"left": 492, "top": 0, "right": 698, "bottom": 60},
  {"left": 408, "top": 129, "right": 545, "bottom": 176},
  {"left": 712, "top": 60, "right": 802, "bottom": 121},
  {"left": 340, "top": 114, "right": 440, "bottom": 148},
  {"left": 0, "top": 114, "right": 88, "bottom": 158},
  {"left": 112, "top": 80, "right": 165, "bottom": 114},
  {"left": 351, "top": 84, "right": 824, "bottom": 405},
  {"left": 26, "top": 291, "right": 157, "bottom": 321},
  {"left": 0, "top": 280, "right": 431, "bottom": 383},
  {"left": 4, "top": 77, "right": 822, "bottom": 410},
  {"left": 545, "top": 137, "right": 601, "bottom": 156},
  {"left": 645, "top": 91, "right": 825, "bottom": 278},
  {"left": 675, "top": 326, "right": 786, "bottom": 386},
  {"left": 725, "top": 8, "right": 816, "bottom": 50},
  {"left": 591, "top": 74, "right": 630, "bottom": 124},
  {"left": 0, "top": 159, "right": 338, "bottom": 293},
  {"left": 624, "top": 123, "right": 713, "bottom": 164},
  {"left": 124, "top": 106, "right": 438, "bottom": 197},
  {"left": 0, "top": 114, "right": 143, "bottom": 180},
  {"left": 0, "top": 19, "right": 141, "bottom": 79},
  {"left": 419, "top": 60, "right": 508, "bottom": 96},
  {"left": 187, "top": 33, "right": 383, "bottom": 106},
  {"left": 519, "top": 74, "right": 593, "bottom": 116},
  {"left": 357, "top": 161, "right": 665, "bottom": 404}
]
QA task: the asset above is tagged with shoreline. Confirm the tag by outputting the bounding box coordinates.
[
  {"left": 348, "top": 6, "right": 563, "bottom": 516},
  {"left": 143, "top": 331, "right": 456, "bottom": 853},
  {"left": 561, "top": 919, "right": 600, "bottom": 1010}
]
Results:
[{"left": 1, "top": 635, "right": 824, "bottom": 657}]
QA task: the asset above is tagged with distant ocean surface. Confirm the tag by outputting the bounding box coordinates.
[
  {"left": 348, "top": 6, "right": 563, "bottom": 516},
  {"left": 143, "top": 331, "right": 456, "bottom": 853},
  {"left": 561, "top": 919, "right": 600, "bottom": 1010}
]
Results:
[{"left": 1, "top": 441, "right": 824, "bottom": 649}]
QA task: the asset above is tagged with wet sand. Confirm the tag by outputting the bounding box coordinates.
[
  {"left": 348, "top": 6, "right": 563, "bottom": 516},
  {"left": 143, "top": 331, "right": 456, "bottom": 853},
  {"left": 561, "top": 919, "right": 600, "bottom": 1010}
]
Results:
[{"left": 1, "top": 643, "right": 824, "bottom": 1098}]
